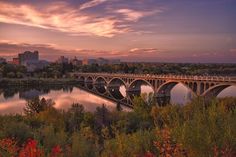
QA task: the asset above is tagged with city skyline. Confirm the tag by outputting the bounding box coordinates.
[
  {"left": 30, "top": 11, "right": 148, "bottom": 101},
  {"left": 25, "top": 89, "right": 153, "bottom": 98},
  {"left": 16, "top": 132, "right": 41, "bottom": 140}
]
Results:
[{"left": 0, "top": 0, "right": 236, "bottom": 63}]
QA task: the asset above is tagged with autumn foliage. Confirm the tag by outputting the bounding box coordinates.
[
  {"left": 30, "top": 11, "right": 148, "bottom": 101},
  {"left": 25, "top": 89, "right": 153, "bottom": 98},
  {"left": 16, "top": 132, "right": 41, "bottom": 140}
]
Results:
[
  {"left": 0, "top": 138, "right": 63, "bottom": 157},
  {"left": 0, "top": 138, "right": 19, "bottom": 156},
  {"left": 0, "top": 97, "right": 235, "bottom": 157}
]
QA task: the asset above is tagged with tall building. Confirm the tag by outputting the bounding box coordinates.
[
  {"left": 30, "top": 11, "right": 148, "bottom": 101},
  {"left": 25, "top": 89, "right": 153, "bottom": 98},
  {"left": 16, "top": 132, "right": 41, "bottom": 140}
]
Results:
[
  {"left": 13, "top": 51, "right": 49, "bottom": 72},
  {"left": 18, "top": 51, "right": 39, "bottom": 65}
]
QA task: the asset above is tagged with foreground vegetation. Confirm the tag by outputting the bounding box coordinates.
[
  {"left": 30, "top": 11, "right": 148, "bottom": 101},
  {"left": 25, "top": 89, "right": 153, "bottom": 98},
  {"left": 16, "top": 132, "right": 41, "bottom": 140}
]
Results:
[{"left": 0, "top": 97, "right": 235, "bottom": 157}]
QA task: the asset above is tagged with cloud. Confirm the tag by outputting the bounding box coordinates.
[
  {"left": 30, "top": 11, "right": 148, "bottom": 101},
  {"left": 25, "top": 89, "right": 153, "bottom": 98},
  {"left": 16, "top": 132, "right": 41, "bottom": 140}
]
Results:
[
  {"left": 0, "top": 1, "right": 161, "bottom": 37},
  {"left": 129, "top": 48, "right": 159, "bottom": 54},
  {"left": 230, "top": 48, "right": 236, "bottom": 53},
  {"left": 0, "top": 41, "right": 122, "bottom": 60},
  {"left": 115, "top": 8, "right": 161, "bottom": 22},
  {"left": 79, "top": 0, "right": 108, "bottom": 10},
  {"left": 0, "top": 41, "right": 163, "bottom": 61},
  {"left": 1, "top": 41, "right": 235, "bottom": 63},
  {"left": 0, "top": 1, "right": 124, "bottom": 37},
  {"left": 0, "top": 41, "right": 67, "bottom": 59},
  {"left": 116, "top": 9, "right": 144, "bottom": 21}
]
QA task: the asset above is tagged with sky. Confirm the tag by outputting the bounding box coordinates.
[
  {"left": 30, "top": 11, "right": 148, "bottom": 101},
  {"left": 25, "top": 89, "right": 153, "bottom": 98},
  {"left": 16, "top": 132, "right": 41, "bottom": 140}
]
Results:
[{"left": 0, "top": 0, "right": 236, "bottom": 63}]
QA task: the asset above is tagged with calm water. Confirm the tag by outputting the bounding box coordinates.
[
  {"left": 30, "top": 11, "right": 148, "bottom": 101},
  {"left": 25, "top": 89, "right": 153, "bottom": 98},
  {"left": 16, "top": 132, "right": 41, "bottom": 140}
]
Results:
[{"left": 0, "top": 84, "right": 236, "bottom": 114}]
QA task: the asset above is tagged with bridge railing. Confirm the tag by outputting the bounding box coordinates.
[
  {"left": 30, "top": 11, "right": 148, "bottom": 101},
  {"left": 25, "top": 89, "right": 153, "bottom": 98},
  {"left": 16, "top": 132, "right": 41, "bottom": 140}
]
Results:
[{"left": 75, "top": 72, "right": 236, "bottom": 82}]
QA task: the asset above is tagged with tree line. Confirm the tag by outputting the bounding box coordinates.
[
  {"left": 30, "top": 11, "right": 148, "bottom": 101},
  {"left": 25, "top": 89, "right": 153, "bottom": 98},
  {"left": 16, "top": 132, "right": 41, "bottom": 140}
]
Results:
[{"left": 1, "top": 62, "right": 236, "bottom": 78}]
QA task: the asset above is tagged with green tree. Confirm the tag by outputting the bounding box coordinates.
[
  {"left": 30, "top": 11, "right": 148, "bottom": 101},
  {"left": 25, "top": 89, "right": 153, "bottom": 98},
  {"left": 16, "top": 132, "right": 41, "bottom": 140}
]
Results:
[
  {"left": 24, "top": 97, "right": 55, "bottom": 115},
  {"left": 65, "top": 103, "right": 85, "bottom": 132}
]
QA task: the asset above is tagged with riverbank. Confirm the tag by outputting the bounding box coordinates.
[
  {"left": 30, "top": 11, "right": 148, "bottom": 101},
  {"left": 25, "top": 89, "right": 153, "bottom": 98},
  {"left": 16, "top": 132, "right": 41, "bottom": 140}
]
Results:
[{"left": 0, "top": 78, "right": 79, "bottom": 87}]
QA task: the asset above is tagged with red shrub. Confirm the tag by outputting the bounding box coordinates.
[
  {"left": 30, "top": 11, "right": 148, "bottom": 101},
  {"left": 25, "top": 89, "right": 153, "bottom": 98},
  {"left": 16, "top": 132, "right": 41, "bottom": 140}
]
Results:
[
  {"left": 18, "top": 139, "right": 44, "bottom": 157},
  {"left": 153, "top": 128, "right": 188, "bottom": 157},
  {"left": 0, "top": 138, "right": 19, "bottom": 156},
  {"left": 50, "top": 145, "right": 63, "bottom": 157}
]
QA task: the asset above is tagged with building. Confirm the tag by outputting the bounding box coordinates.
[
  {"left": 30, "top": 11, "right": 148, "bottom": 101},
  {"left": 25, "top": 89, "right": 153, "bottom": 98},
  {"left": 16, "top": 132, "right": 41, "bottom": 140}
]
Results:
[
  {"left": 0, "top": 57, "right": 6, "bottom": 64},
  {"left": 82, "top": 58, "right": 97, "bottom": 65},
  {"left": 12, "top": 58, "right": 19, "bottom": 65},
  {"left": 70, "top": 57, "right": 82, "bottom": 66},
  {"left": 18, "top": 51, "right": 39, "bottom": 65},
  {"left": 25, "top": 60, "right": 49, "bottom": 72},
  {"left": 7, "top": 58, "right": 19, "bottom": 65},
  {"left": 56, "top": 56, "right": 69, "bottom": 64},
  {"left": 10, "top": 50, "right": 49, "bottom": 72}
]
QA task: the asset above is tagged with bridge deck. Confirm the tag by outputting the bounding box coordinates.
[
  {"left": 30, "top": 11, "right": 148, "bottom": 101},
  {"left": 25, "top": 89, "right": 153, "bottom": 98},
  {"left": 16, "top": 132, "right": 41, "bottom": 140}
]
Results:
[{"left": 75, "top": 72, "right": 236, "bottom": 82}]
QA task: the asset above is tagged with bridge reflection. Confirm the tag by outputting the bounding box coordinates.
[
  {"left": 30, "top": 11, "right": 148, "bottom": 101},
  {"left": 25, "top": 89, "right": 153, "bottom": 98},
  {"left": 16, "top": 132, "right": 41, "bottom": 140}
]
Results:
[
  {"left": 78, "top": 84, "right": 133, "bottom": 107},
  {"left": 76, "top": 72, "right": 236, "bottom": 107}
]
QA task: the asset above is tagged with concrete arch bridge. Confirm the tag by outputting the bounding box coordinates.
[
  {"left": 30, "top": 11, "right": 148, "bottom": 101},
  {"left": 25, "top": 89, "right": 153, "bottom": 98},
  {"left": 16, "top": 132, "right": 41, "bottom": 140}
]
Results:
[{"left": 74, "top": 73, "right": 236, "bottom": 107}]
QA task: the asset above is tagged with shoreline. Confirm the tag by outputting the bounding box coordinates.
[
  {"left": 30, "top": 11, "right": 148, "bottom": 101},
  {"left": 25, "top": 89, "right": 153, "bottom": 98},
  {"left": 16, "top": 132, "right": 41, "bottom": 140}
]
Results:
[{"left": 0, "top": 78, "right": 79, "bottom": 87}]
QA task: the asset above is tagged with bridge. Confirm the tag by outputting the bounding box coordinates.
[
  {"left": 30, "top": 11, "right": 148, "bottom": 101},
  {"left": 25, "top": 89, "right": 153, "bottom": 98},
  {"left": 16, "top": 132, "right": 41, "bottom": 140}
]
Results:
[{"left": 74, "top": 73, "right": 236, "bottom": 107}]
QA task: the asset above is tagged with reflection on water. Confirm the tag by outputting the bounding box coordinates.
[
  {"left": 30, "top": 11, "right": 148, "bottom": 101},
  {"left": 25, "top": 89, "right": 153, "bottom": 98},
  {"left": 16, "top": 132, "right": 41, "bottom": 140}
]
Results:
[
  {"left": 0, "top": 86, "right": 119, "bottom": 115},
  {"left": 218, "top": 86, "right": 236, "bottom": 97},
  {"left": 136, "top": 84, "right": 192, "bottom": 105},
  {"left": 171, "top": 83, "right": 193, "bottom": 105},
  {"left": 0, "top": 84, "right": 236, "bottom": 114},
  {"left": 134, "top": 84, "right": 236, "bottom": 105}
]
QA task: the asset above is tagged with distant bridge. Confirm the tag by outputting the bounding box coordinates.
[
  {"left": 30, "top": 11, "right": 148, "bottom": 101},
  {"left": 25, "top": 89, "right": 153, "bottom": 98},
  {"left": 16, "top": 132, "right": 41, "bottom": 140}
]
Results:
[{"left": 74, "top": 73, "right": 236, "bottom": 107}]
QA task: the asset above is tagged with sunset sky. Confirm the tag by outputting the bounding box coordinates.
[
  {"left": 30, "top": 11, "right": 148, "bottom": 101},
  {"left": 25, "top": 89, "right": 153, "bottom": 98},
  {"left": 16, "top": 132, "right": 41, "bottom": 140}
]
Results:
[{"left": 0, "top": 0, "right": 236, "bottom": 63}]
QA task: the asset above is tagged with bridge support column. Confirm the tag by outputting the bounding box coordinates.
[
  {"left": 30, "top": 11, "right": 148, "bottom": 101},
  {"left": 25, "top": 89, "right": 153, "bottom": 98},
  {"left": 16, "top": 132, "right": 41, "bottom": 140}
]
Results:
[{"left": 196, "top": 82, "right": 201, "bottom": 96}]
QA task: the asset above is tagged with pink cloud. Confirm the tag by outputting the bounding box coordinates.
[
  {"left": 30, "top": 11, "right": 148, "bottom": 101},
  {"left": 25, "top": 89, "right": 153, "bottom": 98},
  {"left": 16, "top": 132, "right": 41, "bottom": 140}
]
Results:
[
  {"left": 0, "top": 41, "right": 162, "bottom": 61},
  {"left": 230, "top": 48, "right": 236, "bottom": 53},
  {"left": 115, "top": 9, "right": 160, "bottom": 22},
  {"left": 79, "top": 0, "right": 108, "bottom": 10},
  {"left": 0, "top": 1, "right": 124, "bottom": 37},
  {"left": 0, "top": 1, "right": 161, "bottom": 37}
]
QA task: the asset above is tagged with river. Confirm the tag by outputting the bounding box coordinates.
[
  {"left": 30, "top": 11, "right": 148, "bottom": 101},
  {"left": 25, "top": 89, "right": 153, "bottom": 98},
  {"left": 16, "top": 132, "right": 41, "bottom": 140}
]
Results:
[{"left": 0, "top": 84, "right": 236, "bottom": 114}]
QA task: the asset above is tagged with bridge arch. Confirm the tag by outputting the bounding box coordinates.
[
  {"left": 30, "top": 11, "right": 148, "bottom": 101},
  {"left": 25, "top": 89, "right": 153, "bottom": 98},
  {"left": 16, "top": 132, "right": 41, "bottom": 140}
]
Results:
[
  {"left": 78, "top": 76, "right": 85, "bottom": 86},
  {"left": 156, "top": 81, "right": 197, "bottom": 96},
  {"left": 128, "top": 79, "right": 155, "bottom": 99},
  {"left": 85, "top": 76, "right": 93, "bottom": 90},
  {"left": 202, "top": 84, "right": 232, "bottom": 97},
  {"left": 107, "top": 78, "right": 127, "bottom": 100},
  {"left": 94, "top": 77, "right": 107, "bottom": 94},
  {"left": 129, "top": 79, "right": 154, "bottom": 91}
]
